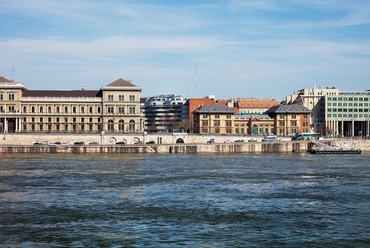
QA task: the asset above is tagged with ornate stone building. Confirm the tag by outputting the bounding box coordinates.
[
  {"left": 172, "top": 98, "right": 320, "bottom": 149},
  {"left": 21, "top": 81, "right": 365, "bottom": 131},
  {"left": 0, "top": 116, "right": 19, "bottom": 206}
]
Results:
[
  {"left": 265, "top": 104, "right": 311, "bottom": 136},
  {"left": 193, "top": 104, "right": 235, "bottom": 134},
  {"left": 0, "top": 76, "right": 142, "bottom": 133}
]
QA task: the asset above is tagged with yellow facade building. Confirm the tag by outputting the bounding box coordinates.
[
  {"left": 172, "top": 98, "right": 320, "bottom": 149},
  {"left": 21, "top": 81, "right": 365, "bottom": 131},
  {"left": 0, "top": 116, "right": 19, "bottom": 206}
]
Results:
[
  {"left": 193, "top": 104, "right": 235, "bottom": 134},
  {"left": 0, "top": 76, "right": 142, "bottom": 133}
]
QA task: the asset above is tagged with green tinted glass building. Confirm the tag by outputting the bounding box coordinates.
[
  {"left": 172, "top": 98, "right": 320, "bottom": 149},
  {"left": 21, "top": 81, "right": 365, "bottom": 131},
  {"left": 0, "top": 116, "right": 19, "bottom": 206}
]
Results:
[{"left": 325, "top": 91, "right": 370, "bottom": 137}]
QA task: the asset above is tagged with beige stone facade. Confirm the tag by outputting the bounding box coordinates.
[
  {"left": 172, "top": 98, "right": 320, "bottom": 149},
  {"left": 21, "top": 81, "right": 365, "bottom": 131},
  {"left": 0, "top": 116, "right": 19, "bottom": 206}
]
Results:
[
  {"left": 0, "top": 77, "right": 142, "bottom": 133},
  {"left": 193, "top": 104, "right": 235, "bottom": 134}
]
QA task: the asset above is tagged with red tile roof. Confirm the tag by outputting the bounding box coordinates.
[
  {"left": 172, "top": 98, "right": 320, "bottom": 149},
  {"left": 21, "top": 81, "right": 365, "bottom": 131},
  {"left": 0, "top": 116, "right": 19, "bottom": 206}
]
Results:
[
  {"left": 106, "top": 78, "right": 137, "bottom": 87},
  {"left": 237, "top": 99, "right": 279, "bottom": 108},
  {"left": 0, "top": 76, "right": 11, "bottom": 82}
]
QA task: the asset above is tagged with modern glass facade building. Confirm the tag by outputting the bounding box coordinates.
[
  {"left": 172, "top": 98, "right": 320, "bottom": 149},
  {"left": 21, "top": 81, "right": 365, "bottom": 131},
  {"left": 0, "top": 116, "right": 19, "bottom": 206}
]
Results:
[{"left": 325, "top": 91, "right": 370, "bottom": 137}]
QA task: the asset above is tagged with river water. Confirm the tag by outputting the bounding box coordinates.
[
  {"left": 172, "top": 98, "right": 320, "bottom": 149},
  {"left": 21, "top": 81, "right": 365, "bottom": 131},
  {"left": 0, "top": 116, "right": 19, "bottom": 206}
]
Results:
[{"left": 0, "top": 153, "right": 369, "bottom": 247}]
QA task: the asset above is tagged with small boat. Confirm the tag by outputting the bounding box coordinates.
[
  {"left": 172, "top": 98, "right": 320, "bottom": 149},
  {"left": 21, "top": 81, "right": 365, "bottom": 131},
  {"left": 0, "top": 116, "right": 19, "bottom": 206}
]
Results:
[{"left": 309, "top": 148, "right": 361, "bottom": 154}]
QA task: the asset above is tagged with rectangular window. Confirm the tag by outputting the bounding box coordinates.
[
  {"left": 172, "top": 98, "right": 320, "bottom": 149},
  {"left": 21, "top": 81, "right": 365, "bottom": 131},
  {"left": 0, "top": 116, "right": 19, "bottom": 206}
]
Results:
[{"left": 291, "top": 114, "right": 296, "bottom": 119}]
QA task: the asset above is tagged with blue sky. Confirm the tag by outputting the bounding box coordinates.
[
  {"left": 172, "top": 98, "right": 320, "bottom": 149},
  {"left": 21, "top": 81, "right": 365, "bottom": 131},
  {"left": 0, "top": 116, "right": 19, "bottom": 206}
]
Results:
[{"left": 1, "top": 0, "right": 370, "bottom": 101}]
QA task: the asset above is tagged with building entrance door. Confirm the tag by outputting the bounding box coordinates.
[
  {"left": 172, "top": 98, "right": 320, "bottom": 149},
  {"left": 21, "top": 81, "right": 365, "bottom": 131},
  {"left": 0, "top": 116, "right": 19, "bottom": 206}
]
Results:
[{"left": 7, "top": 119, "right": 15, "bottom": 133}]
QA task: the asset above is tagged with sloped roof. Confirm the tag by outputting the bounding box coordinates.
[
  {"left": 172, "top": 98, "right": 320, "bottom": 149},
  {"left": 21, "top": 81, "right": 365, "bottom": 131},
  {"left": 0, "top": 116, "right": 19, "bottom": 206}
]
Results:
[
  {"left": 265, "top": 104, "right": 311, "bottom": 114},
  {"left": 22, "top": 90, "right": 102, "bottom": 98},
  {"left": 194, "top": 104, "right": 235, "bottom": 114},
  {"left": 0, "top": 76, "right": 11, "bottom": 82},
  {"left": 237, "top": 99, "right": 279, "bottom": 108},
  {"left": 105, "top": 78, "right": 137, "bottom": 87}
]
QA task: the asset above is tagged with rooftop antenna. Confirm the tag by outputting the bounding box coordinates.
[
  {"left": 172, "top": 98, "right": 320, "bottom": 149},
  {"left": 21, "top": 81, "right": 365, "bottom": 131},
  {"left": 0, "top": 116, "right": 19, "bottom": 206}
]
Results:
[{"left": 194, "top": 66, "right": 197, "bottom": 97}]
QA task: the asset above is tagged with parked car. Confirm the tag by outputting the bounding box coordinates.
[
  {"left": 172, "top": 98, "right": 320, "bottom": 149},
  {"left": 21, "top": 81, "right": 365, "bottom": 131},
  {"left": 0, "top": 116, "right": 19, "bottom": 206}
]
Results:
[
  {"left": 73, "top": 141, "right": 85, "bottom": 145},
  {"left": 116, "top": 141, "right": 126, "bottom": 145},
  {"left": 262, "top": 135, "right": 278, "bottom": 142},
  {"left": 134, "top": 141, "right": 143, "bottom": 145},
  {"left": 248, "top": 138, "right": 257, "bottom": 142},
  {"left": 146, "top": 141, "right": 155, "bottom": 144},
  {"left": 235, "top": 139, "right": 244, "bottom": 143},
  {"left": 207, "top": 138, "right": 215, "bottom": 144},
  {"left": 54, "top": 142, "right": 62, "bottom": 145},
  {"left": 224, "top": 140, "right": 233, "bottom": 143},
  {"left": 33, "top": 142, "right": 43, "bottom": 145},
  {"left": 61, "top": 142, "right": 72, "bottom": 146},
  {"left": 89, "top": 142, "right": 99, "bottom": 145}
]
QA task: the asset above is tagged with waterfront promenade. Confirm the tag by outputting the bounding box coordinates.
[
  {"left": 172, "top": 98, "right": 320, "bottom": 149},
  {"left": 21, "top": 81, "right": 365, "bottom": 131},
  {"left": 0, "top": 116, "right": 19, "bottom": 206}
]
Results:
[{"left": 0, "top": 133, "right": 369, "bottom": 153}]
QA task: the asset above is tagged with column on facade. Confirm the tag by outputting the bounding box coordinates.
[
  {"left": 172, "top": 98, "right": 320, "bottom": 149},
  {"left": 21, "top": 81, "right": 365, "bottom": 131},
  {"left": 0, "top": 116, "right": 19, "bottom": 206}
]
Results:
[
  {"left": 4, "top": 118, "right": 7, "bottom": 133},
  {"left": 19, "top": 117, "right": 22, "bottom": 132},
  {"left": 15, "top": 118, "right": 18, "bottom": 132},
  {"left": 341, "top": 120, "right": 344, "bottom": 137},
  {"left": 351, "top": 119, "right": 355, "bottom": 137}
]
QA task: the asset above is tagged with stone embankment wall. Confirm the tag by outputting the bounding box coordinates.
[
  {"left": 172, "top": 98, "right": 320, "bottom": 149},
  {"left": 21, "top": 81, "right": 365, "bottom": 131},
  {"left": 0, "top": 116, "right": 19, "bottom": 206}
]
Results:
[{"left": 0, "top": 140, "right": 369, "bottom": 154}]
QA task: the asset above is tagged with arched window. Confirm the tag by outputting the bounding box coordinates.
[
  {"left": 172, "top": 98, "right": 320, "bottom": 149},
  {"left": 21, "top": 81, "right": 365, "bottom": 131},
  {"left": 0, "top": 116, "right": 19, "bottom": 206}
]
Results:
[
  {"left": 64, "top": 106, "right": 68, "bottom": 113},
  {"left": 56, "top": 106, "right": 60, "bottom": 113},
  {"left": 118, "top": 120, "right": 124, "bottom": 131},
  {"left": 23, "top": 106, "right": 27, "bottom": 112},
  {"left": 48, "top": 106, "right": 52, "bottom": 113},
  {"left": 235, "top": 128, "right": 239, "bottom": 134},
  {"left": 81, "top": 107, "right": 84, "bottom": 113},
  {"left": 97, "top": 107, "right": 101, "bottom": 113},
  {"left": 89, "top": 107, "right": 93, "bottom": 113},
  {"left": 108, "top": 119, "right": 114, "bottom": 131},
  {"left": 129, "top": 120, "right": 135, "bottom": 132},
  {"left": 31, "top": 106, "right": 35, "bottom": 113},
  {"left": 241, "top": 128, "right": 245, "bottom": 134},
  {"left": 265, "top": 128, "right": 268, "bottom": 134},
  {"left": 40, "top": 106, "right": 43, "bottom": 113},
  {"left": 73, "top": 106, "right": 76, "bottom": 113}
]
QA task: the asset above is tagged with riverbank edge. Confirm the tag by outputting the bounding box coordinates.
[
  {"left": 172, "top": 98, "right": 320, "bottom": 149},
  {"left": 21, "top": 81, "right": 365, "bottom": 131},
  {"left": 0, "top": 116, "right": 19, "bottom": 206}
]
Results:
[{"left": 0, "top": 140, "right": 369, "bottom": 154}]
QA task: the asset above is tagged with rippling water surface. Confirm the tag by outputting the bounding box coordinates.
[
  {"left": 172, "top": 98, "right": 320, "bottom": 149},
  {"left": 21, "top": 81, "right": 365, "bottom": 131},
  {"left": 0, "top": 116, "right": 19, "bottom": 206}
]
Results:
[{"left": 1, "top": 153, "right": 370, "bottom": 247}]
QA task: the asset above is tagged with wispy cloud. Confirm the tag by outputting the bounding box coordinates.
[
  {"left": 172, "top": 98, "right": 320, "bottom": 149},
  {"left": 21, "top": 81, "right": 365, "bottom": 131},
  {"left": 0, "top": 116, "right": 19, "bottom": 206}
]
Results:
[{"left": 1, "top": 0, "right": 370, "bottom": 99}]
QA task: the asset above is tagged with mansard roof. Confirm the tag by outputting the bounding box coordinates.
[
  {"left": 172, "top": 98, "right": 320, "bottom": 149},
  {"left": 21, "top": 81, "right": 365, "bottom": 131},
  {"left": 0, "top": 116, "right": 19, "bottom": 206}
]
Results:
[
  {"left": 194, "top": 104, "right": 235, "bottom": 114},
  {"left": 265, "top": 104, "right": 311, "bottom": 114},
  {"left": 22, "top": 90, "right": 102, "bottom": 98}
]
